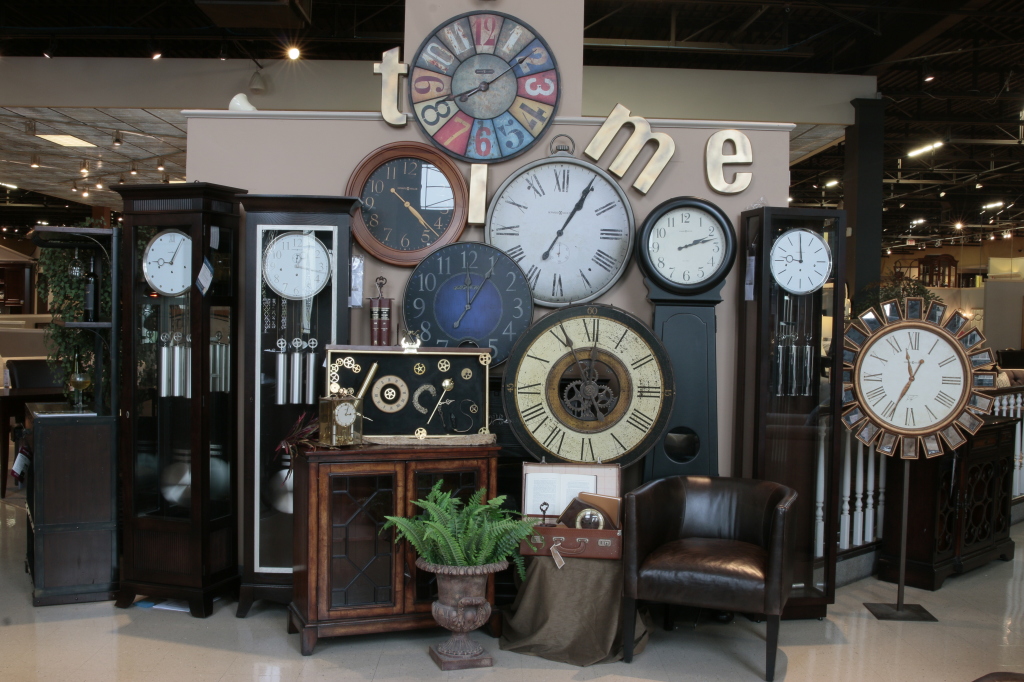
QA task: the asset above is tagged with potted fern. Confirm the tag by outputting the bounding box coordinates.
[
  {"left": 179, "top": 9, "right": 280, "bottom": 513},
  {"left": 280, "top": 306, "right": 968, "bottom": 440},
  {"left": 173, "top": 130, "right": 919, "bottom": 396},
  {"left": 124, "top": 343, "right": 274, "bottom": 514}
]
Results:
[{"left": 382, "top": 481, "right": 535, "bottom": 670}]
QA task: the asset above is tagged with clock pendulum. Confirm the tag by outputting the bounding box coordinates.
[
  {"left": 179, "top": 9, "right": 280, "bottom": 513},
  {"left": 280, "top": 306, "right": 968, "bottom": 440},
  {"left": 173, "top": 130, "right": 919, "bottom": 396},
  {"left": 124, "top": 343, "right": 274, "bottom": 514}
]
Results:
[{"left": 635, "top": 197, "right": 737, "bottom": 479}]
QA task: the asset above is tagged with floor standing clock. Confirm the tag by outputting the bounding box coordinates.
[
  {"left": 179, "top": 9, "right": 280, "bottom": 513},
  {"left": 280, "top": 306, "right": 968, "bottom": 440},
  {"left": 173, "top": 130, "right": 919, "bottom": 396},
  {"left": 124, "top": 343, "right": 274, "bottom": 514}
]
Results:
[
  {"left": 734, "top": 206, "right": 845, "bottom": 619},
  {"left": 114, "top": 182, "right": 246, "bottom": 618},
  {"left": 636, "top": 197, "right": 736, "bottom": 480},
  {"left": 236, "top": 195, "right": 357, "bottom": 618},
  {"left": 486, "top": 140, "right": 634, "bottom": 307},
  {"left": 409, "top": 10, "right": 560, "bottom": 162},
  {"left": 503, "top": 304, "right": 674, "bottom": 467}
]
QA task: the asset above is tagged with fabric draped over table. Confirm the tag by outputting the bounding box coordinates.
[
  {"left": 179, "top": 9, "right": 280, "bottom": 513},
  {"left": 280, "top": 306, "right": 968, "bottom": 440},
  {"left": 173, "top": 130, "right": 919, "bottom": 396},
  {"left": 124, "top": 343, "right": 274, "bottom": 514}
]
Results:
[{"left": 500, "top": 556, "right": 649, "bottom": 667}]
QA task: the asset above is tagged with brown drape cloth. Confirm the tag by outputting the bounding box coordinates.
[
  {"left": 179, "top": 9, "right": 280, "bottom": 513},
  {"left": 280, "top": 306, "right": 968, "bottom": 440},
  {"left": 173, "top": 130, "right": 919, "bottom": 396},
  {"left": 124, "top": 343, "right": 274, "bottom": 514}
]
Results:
[{"left": 499, "top": 556, "right": 649, "bottom": 666}]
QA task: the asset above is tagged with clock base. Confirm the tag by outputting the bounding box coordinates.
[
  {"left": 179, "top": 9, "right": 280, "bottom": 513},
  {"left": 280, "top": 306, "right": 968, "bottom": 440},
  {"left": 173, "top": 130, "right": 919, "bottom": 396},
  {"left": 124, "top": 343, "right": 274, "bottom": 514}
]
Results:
[{"left": 863, "top": 602, "right": 937, "bottom": 622}]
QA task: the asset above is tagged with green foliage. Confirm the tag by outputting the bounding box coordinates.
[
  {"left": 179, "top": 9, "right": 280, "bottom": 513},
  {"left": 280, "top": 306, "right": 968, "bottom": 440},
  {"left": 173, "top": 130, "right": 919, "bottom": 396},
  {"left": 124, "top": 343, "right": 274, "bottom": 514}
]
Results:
[
  {"left": 852, "top": 269, "right": 943, "bottom": 317},
  {"left": 35, "top": 218, "right": 113, "bottom": 397},
  {"left": 382, "top": 481, "right": 537, "bottom": 579}
]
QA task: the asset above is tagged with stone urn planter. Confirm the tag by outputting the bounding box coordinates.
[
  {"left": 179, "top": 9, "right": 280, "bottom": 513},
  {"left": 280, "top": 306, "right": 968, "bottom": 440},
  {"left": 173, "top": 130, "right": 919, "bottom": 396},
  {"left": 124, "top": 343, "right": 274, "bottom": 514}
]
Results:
[{"left": 416, "top": 557, "right": 508, "bottom": 670}]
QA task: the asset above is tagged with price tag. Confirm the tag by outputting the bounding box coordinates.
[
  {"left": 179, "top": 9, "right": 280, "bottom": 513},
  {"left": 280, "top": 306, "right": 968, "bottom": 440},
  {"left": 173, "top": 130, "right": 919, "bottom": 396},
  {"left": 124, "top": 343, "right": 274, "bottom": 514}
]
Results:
[
  {"left": 549, "top": 543, "right": 566, "bottom": 570},
  {"left": 744, "top": 256, "right": 756, "bottom": 301},
  {"left": 349, "top": 255, "right": 364, "bottom": 308},
  {"left": 196, "top": 257, "right": 214, "bottom": 296},
  {"left": 209, "top": 225, "right": 220, "bottom": 250}
]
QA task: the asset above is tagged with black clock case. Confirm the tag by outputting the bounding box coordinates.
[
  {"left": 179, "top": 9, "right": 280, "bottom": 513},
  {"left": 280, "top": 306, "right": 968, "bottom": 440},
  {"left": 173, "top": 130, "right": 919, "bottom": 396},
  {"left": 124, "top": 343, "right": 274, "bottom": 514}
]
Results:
[
  {"left": 237, "top": 195, "right": 358, "bottom": 617},
  {"left": 734, "top": 206, "right": 846, "bottom": 619},
  {"left": 637, "top": 197, "right": 737, "bottom": 480}
]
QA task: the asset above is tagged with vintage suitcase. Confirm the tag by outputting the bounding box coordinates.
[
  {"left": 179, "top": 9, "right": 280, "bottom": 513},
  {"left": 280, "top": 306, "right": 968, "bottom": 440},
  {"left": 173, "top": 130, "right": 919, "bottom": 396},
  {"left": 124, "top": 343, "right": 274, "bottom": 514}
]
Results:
[{"left": 518, "top": 463, "right": 622, "bottom": 560}]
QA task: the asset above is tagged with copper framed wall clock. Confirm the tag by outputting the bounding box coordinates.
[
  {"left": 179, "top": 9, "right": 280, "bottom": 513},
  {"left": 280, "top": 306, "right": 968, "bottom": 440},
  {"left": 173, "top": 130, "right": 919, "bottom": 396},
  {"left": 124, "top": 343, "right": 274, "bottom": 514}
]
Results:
[
  {"left": 409, "top": 11, "right": 560, "bottom": 163},
  {"left": 503, "top": 304, "right": 674, "bottom": 467},
  {"left": 843, "top": 298, "right": 995, "bottom": 459},
  {"left": 347, "top": 142, "right": 468, "bottom": 267}
]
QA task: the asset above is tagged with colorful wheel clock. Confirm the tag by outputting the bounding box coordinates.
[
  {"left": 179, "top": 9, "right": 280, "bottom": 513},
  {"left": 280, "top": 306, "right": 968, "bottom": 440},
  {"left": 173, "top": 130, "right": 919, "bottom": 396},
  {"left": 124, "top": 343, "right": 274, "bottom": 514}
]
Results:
[{"left": 409, "top": 11, "right": 560, "bottom": 163}]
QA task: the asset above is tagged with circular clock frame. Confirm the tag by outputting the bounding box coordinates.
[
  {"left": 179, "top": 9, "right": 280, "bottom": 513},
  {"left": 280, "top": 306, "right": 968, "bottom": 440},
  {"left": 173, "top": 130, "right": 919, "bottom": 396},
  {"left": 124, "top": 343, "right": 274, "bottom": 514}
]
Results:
[
  {"left": 346, "top": 142, "right": 469, "bottom": 267},
  {"left": 637, "top": 196, "right": 737, "bottom": 295},
  {"left": 408, "top": 10, "right": 560, "bottom": 164},
  {"left": 844, "top": 298, "right": 994, "bottom": 459},
  {"left": 261, "top": 231, "right": 332, "bottom": 300},
  {"left": 485, "top": 154, "right": 635, "bottom": 307},
  {"left": 769, "top": 227, "right": 833, "bottom": 295},
  {"left": 142, "top": 228, "right": 192, "bottom": 297},
  {"left": 503, "top": 303, "right": 674, "bottom": 467}
]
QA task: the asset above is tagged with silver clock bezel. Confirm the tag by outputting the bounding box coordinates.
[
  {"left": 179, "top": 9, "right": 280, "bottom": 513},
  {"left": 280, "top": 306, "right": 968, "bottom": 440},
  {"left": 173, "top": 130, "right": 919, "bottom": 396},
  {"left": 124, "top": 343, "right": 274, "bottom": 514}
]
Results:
[
  {"left": 484, "top": 154, "right": 636, "bottom": 307},
  {"left": 261, "top": 231, "right": 333, "bottom": 301},
  {"left": 769, "top": 227, "right": 833, "bottom": 295},
  {"left": 142, "top": 228, "right": 193, "bottom": 297}
]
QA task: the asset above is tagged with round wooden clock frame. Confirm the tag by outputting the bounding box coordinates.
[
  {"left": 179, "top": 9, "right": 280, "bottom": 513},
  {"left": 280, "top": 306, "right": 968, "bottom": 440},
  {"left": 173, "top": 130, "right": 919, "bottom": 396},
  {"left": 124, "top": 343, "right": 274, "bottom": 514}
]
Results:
[{"left": 346, "top": 142, "right": 469, "bottom": 267}]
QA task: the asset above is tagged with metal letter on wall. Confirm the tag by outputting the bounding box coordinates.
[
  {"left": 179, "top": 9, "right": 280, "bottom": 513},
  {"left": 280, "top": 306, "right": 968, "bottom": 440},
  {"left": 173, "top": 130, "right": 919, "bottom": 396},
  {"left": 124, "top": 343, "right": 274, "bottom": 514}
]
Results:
[
  {"left": 374, "top": 47, "right": 408, "bottom": 126},
  {"left": 468, "top": 164, "right": 487, "bottom": 226},
  {"left": 705, "top": 129, "right": 753, "bottom": 194},
  {"left": 584, "top": 103, "right": 675, "bottom": 195}
]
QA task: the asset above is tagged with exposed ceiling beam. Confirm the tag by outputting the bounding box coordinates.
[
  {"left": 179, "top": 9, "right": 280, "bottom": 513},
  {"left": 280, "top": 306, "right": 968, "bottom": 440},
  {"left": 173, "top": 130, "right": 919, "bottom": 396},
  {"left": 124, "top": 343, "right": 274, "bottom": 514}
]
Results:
[
  {"left": 581, "top": 38, "right": 814, "bottom": 57},
  {"left": 884, "top": 90, "right": 1024, "bottom": 100}
]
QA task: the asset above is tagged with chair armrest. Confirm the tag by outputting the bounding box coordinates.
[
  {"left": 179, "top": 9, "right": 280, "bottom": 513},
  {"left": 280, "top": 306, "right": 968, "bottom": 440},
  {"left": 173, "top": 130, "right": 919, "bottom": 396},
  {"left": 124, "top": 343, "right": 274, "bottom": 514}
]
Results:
[
  {"left": 624, "top": 476, "right": 685, "bottom": 598},
  {"left": 764, "top": 486, "right": 798, "bottom": 616}
]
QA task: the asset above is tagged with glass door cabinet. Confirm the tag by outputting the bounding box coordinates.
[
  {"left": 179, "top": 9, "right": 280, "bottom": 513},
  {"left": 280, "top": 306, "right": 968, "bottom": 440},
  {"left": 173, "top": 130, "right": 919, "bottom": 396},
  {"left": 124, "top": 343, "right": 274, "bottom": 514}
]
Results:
[{"left": 113, "top": 183, "right": 246, "bottom": 617}]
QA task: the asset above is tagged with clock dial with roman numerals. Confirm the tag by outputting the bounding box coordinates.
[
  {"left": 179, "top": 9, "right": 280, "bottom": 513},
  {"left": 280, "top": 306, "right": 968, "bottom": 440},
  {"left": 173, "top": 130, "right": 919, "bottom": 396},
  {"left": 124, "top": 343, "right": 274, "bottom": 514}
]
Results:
[
  {"left": 503, "top": 304, "right": 674, "bottom": 467},
  {"left": 486, "top": 153, "right": 634, "bottom": 307},
  {"left": 845, "top": 298, "right": 994, "bottom": 459}
]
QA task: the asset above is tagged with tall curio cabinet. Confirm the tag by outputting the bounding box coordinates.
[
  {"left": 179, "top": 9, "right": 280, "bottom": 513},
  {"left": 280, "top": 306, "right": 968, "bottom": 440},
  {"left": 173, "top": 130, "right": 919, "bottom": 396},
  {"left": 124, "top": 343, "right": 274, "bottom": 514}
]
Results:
[
  {"left": 734, "top": 207, "right": 846, "bottom": 619},
  {"left": 236, "top": 195, "right": 357, "bottom": 617},
  {"left": 114, "top": 183, "right": 246, "bottom": 618}
]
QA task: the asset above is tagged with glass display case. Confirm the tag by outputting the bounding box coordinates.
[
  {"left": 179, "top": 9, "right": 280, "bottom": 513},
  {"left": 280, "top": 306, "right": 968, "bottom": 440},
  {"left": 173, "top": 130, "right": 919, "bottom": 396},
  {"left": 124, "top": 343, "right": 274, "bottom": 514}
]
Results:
[
  {"left": 236, "top": 195, "right": 357, "bottom": 617},
  {"left": 735, "top": 207, "right": 846, "bottom": 619},
  {"left": 113, "top": 183, "right": 245, "bottom": 618}
]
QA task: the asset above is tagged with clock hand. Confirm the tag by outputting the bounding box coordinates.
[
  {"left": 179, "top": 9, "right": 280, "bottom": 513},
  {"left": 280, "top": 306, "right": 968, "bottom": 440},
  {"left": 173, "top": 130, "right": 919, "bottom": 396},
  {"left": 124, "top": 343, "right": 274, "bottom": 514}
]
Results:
[
  {"left": 390, "top": 188, "right": 441, "bottom": 238},
  {"left": 798, "top": 235, "right": 803, "bottom": 264},
  {"left": 169, "top": 237, "right": 184, "bottom": 265},
  {"left": 446, "top": 52, "right": 536, "bottom": 102},
  {"left": 677, "top": 237, "right": 715, "bottom": 251},
  {"left": 558, "top": 323, "right": 606, "bottom": 420},
  {"left": 541, "top": 177, "right": 596, "bottom": 261},
  {"left": 890, "top": 359, "right": 925, "bottom": 415},
  {"left": 464, "top": 268, "right": 473, "bottom": 305},
  {"left": 906, "top": 350, "right": 915, "bottom": 378},
  {"left": 452, "top": 261, "right": 496, "bottom": 329},
  {"left": 427, "top": 379, "right": 455, "bottom": 425}
]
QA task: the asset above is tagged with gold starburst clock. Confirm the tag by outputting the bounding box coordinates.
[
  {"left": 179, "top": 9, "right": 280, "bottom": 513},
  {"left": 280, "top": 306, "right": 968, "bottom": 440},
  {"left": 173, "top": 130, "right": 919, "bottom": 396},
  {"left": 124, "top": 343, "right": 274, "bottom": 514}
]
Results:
[{"left": 842, "top": 297, "right": 997, "bottom": 459}]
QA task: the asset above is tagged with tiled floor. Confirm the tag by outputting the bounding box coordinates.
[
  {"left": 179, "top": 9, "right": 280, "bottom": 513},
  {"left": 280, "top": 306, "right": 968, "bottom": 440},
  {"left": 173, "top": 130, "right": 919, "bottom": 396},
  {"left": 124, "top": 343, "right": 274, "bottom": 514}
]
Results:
[{"left": 2, "top": 489, "right": 1023, "bottom": 681}]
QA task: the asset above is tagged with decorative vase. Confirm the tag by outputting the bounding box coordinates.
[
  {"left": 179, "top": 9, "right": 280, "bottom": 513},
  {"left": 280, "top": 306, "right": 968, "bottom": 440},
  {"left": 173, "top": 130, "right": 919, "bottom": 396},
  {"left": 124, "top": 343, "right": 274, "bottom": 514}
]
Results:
[{"left": 415, "top": 557, "right": 507, "bottom": 670}]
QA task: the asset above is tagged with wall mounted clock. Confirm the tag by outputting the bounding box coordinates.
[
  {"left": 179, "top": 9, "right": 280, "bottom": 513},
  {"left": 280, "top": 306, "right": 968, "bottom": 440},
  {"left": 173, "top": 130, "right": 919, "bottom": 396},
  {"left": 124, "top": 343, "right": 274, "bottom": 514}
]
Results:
[
  {"left": 347, "top": 142, "right": 468, "bottom": 267},
  {"left": 409, "top": 10, "right": 560, "bottom": 163},
  {"left": 844, "top": 297, "right": 994, "bottom": 459},
  {"left": 142, "top": 229, "right": 192, "bottom": 297},
  {"left": 486, "top": 142, "right": 634, "bottom": 307},
  {"left": 770, "top": 227, "right": 832, "bottom": 295},
  {"left": 402, "top": 241, "right": 533, "bottom": 366},
  {"left": 503, "top": 304, "right": 674, "bottom": 467}
]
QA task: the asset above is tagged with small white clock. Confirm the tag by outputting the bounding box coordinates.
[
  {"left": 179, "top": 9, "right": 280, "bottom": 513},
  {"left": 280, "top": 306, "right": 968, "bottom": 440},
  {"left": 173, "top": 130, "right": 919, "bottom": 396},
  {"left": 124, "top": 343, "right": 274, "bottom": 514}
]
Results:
[
  {"left": 262, "top": 231, "right": 332, "bottom": 300},
  {"left": 334, "top": 401, "right": 357, "bottom": 427},
  {"left": 142, "top": 229, "right": 192, "bottom": 297},
  {"left": 769, "top": 228, "right": 832, "bottom": 295}
]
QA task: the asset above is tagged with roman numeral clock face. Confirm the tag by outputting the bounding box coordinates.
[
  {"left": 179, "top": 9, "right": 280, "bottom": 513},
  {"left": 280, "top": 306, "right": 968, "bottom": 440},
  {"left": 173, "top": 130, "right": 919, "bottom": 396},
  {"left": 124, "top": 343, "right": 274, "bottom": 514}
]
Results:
[
  {"left": 486, "top": 156, "right": 634, "bottom": 306},
  {"left": 503, "top": 304, "right": 674, "bottom": 467}
]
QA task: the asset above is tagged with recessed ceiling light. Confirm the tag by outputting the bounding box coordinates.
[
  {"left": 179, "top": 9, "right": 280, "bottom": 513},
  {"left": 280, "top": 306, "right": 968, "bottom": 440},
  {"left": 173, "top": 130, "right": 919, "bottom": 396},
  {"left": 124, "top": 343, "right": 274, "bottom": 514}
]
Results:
[{"left": 37, "top": 134, "right": 96, "bottom": 147}]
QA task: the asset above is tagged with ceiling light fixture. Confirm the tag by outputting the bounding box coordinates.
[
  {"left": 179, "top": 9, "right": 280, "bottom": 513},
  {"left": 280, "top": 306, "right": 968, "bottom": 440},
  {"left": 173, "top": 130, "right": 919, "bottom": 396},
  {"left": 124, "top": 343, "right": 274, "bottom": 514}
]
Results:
[
  {"left": 899, "top": 203, "right": 905, "bottom": 208},
  {"left": 955, "top": 222, "right": 963, "bottom": 229},
  {"left": 249, "top": 69, "right": 267, "bottom": 94},
  {"left": 95, "top": 181, "right": 103, "bottom": 189},
  {"left": 118, "top": 174, "right": 126, "bottom": 183},
  {"left": 42, "top": 37, "right": 56, "bottom": 58},
  {"left": 161, "top": 174, "right": 170, "bottom": 184},
  {"left": 886, "top": 248, "right": 892, "bottom": 255},
  {"left": 129, "top": 161, "right": 137, "bottom": 175},
  {"left": 148, "top": 39, "right": 162, "bottom": 60},
  {"left": 908, "top": 141, "right": 943, "bottom": 157},
  {"left": 922, "top": 61, "right": 936, "bottom": 83},
  {"left": 990, "top": 233, "right": 996, "bottom": 240},
  {"left": 80, "top": 159, "right": 89, "bottom": 174},
  {"left": 287, "top": 46, "right": 300, "bottom": 60},
  {"left": 939, "top": 191, "right": 946, "bottom": 197},
  {"left": 218, "top": 42, "right": 228, "bottom": 60},
  {"left": 36, "top": 134, "right": 95, "bottom": 147},
  {"left": 983, "top": 201, "right": 1004, "bottom": 209},
  {"left": 156, "top": 158, "right": 165, "bottom": 171},
  {"left": 825, "top": 179, "right": 839, "bottom": 188},
  {"left": 112, "top": 131, "right": 123, "bottom": 146},
  {"left": 71, "top": 181, "right": 78, "bottom": 192},
  {"left": 24, "top": 121, "right": 36, "bottom": 136},
  {"left": 81, "top": 189, "right": 89, "bottom": 197},
  {"left": 976, "top": 183, "right": 984, "bottom": 189},
  {"left": 29, "top": 155, "right": 40, "bottom": 168},
  {"left": 0, "top": 182, "right": 16, "bottom": 190}
]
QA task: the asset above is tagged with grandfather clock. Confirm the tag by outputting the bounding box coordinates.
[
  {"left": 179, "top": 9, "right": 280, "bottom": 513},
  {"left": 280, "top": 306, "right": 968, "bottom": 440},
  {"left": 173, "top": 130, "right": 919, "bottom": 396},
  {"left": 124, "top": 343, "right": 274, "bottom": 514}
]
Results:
[
  {"left": 636, "top": 197, "right": 737, "bottom": 479},
  {"left": 113, "top": 182, "right": 246, "bottom": 618}
]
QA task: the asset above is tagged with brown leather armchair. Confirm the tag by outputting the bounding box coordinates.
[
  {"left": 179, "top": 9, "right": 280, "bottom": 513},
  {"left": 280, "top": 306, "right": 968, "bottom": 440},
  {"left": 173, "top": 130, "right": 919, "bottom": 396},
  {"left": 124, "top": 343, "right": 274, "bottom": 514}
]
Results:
[{"left": 622, "top": 476, "right": 797, "bottom": 681}]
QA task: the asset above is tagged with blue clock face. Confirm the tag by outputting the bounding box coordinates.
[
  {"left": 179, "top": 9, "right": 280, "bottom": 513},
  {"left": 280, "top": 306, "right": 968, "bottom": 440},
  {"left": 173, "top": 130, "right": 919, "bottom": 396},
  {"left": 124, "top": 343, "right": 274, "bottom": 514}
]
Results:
[{"left": 402, "top": 242, "right": 533, "bottom": 365}]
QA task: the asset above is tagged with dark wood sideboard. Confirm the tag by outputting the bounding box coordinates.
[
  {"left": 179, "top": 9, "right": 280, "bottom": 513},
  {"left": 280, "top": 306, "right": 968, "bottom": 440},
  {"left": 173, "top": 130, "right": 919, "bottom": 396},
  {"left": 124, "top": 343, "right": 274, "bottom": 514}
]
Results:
[
  {"left": 289, "top": 443, "right": 501, "bottom": 655},
  {"left": 24, "top": 402, "right": 118, "bottom": 606},
  {"left": 879, "top": 414, "right": 1016, "bottom": 590}
]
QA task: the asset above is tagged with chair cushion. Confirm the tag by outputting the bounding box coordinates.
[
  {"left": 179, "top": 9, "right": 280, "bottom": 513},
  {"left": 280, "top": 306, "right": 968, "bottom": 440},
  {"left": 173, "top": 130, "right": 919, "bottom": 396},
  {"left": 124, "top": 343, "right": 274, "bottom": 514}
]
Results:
[{"left": 636, "top": 537, "right": 767, "bottom": 613}]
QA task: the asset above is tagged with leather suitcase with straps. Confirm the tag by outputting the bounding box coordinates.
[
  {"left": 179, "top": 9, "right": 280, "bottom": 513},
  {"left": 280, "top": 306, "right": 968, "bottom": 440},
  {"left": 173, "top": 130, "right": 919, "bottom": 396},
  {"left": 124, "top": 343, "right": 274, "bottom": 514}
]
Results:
[{"left": 519, "top": 525, "right": 623, "bottom": 561}]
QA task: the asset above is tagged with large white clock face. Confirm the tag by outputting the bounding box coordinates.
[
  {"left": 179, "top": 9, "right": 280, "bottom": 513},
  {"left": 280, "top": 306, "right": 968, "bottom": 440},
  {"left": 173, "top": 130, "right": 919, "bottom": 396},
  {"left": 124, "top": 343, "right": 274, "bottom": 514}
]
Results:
[
  {"left": 504, "top": 306, "right": 671, "bottom": 466},
  {"left": 262, "top": 232, "right": 332, "bottom": 300},
  {"left": 142, "top": 229, "right": 192, "bottom": 297},
  {"left": 486, "top": 157, "right": 634, "bottom": 307},
  {"left": 769, "top": 228, "right": 832, "bottom": 294},
  {"left": 856, "top": 324, "right": 969, "bottom": 433},
  {"left": 647, "top": 206, "right": 727, "bottom": 286}
]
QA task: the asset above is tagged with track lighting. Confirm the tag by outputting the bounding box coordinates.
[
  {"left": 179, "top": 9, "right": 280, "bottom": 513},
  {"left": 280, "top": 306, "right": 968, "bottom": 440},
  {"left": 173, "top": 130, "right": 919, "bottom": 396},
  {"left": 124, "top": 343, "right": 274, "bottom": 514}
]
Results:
[
  {"left": 156, "top": 158, "right": 165, "bottom": 171},
  {"left": 112, "top": 131, "right": 123, "bottom": 146},
  {"left": 922, "top": 61, "right": 935, "bottom": 83},
  {"left": 81, "top": 189, "right": 90, "bottom": 198},
  {"left": 29, "top": 155, "right": 40, "bottom": 168},
  {"left": 71, "top": 181, "right": 78, "bottom": 193},
  {"left": 218, "top": 42, "right": 228, "bottom": 61},
  {"left": 249, "top": 69, "right": 267, "bottom": 94},
  {"left": 129, "top": 161, "right": 137, "bottom": 175},
  {"left": 148, "top": 39, "right": 162, "bottom": 60},
  {"left": 24, "top": 121, "right": 36, "bottom": 136},
  {"left": 42, "top": 38, "right": 56, "bottom": 58},
  {"left": 80, "top": 159, "right": 89, "bottom": 174},
  {"left": 95, "top": 181, "right": 103, "bottom": 189}
]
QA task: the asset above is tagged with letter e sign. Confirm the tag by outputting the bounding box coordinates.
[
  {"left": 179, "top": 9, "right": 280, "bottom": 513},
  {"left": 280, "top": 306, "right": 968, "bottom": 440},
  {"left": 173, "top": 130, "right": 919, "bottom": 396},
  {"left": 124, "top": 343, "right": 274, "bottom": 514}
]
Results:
[{"left": 706, "top": 130, "right": 753, "bottom": 194}]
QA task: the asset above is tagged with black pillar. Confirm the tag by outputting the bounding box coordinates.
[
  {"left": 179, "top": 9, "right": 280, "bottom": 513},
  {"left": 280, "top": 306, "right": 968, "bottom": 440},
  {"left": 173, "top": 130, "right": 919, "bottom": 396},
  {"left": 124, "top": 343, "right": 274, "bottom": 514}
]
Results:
[{"left": 843, "top": 97, "right": 885, "bottom": 298}]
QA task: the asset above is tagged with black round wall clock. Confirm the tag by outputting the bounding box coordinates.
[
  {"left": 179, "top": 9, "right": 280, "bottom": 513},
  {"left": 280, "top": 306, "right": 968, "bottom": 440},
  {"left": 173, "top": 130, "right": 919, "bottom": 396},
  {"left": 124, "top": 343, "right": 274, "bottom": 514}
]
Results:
[
  {"left": 408, "top": 10, "right": 560, "bottom": 163},
  {"left": 503, "top": 304, "right": 675, "bottom": 467},
  {"left": 402, "top": 242, "right": 533, "bottom": 366},
  {"left": 637, "top": 196, "right": 737, "bottom": 296}
]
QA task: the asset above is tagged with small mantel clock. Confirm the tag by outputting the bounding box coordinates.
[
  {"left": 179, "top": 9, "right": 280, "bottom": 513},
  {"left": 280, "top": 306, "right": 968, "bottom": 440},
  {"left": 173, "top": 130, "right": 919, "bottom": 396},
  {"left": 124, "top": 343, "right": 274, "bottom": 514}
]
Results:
[
  {"left": 734, "top": 206, "right": 845, "bottom": 619},
  {"left": 636, "top": 196, "right": 737, "bottom": 480},
  {"left": 114, "top": 182, "right": 246, "bottom": 618}
]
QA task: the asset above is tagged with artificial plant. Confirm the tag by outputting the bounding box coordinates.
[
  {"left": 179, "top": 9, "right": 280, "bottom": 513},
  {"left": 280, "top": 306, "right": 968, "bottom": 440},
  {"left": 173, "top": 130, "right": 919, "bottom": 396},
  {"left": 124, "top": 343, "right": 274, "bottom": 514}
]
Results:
[
  {"left": 35, "top": 217, "right": 113, "bottom": 397},
  {"left": 382, "top": 481, "right": 536, "bottom": 579},
  {"left": 852, "top": 268, "right": 943, "bottom": 317}
]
